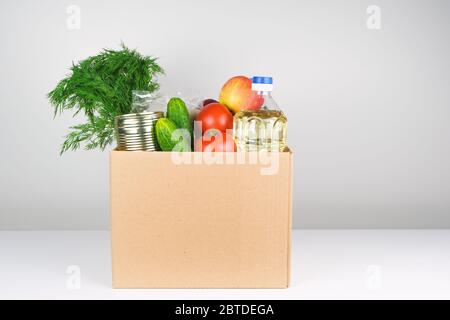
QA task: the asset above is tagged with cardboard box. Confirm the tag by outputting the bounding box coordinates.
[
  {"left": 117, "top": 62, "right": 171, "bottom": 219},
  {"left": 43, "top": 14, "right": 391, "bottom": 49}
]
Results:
[{"left": 110, "top": 150, "right": 293, "bottom": 288}]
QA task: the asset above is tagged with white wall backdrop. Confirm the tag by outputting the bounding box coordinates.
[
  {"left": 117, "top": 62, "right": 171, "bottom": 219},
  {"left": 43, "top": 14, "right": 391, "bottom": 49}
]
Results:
[{"left": 1, "top": 0, "right": 450, "bottom": 229}]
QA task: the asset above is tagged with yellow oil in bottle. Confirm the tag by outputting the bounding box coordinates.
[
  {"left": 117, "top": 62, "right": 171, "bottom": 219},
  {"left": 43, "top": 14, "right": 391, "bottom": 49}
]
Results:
[{"left": 233, "top": 109, "right": 287, "bottom": 152}]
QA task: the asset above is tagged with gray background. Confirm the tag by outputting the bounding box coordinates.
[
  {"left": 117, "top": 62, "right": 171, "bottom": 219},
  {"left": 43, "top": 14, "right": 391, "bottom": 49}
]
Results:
[{"left": 1, "top": 0, "right": 449, "bottom": 230}]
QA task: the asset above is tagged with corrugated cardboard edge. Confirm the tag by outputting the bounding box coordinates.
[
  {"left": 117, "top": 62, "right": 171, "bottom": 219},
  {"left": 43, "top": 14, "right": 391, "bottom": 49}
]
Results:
[
  {"left": 286, "top": 150, "right": 293, "bottom": 288},
  {"left": 109, "top": 151, "right": 116, "bottom": 288}
]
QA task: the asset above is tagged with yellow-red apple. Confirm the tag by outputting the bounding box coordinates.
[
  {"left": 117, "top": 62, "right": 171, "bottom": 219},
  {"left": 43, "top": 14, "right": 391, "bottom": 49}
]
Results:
[{"left": 219, "top": 76, "right": 263, "bottom": 113}]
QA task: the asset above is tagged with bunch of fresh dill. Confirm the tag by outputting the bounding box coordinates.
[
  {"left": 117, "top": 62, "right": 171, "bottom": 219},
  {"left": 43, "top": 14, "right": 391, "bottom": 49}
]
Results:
[{"left": 48, "top": 44, "right": 164, "bottom": 154}]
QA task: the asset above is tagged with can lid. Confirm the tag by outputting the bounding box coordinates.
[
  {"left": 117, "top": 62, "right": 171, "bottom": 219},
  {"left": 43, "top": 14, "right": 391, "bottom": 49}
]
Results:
[{"left": 252, "top": 76, "right": 273, "bottom": 84}]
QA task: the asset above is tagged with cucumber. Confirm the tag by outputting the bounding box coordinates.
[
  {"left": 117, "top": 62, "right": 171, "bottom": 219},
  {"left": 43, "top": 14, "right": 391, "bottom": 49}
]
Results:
[
  {"left": 166, "top": 98, "right": 193, "bottom": 136},
  {"left": 155, "top": 118, "right": 191, "bottom": 152}
]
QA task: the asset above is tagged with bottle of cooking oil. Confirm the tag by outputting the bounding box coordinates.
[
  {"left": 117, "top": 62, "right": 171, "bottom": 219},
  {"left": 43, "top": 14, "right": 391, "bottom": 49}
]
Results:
[{"left": 233, "top": 76, "right": 287, "bottom": 152}]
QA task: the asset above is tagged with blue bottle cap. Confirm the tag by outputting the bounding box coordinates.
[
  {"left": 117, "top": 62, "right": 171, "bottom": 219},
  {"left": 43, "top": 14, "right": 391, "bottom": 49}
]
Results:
[{"left": 252, "top": 76, "right": 273, "bottom": 84}]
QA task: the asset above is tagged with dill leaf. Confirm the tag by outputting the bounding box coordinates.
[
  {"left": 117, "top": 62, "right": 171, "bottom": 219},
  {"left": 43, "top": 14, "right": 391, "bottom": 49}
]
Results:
[{"left": 48, "top": 44, "right": 164, "bottom": 154}]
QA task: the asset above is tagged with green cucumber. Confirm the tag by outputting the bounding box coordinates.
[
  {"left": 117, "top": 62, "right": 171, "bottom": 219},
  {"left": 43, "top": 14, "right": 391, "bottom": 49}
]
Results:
[
  {"left": 166, "top": 97, "right": 192, "bottom": 136},
  {"left": 155, "top": 118, "right": 191, "bottom": 152}
]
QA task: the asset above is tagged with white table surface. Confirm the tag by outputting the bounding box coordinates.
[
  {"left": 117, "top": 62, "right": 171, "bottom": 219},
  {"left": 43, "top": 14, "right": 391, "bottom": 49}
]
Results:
[{"left": 0, "top": 230, "right": 449, "bottom": 300}]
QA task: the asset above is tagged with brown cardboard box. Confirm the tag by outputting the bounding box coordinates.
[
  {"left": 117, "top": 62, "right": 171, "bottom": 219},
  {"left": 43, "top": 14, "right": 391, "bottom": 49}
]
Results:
[{"left": 110, "top": 150, "right": 293, "bottom": 288}]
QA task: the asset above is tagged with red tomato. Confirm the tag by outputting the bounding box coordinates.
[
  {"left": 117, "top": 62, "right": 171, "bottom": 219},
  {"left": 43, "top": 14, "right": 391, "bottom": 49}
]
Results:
[
  {"left": 195, "top": 131, "right": 236, "bottom": 152},
  {"left": 196, "top": 103, "right": 233, "bottom": 133}
]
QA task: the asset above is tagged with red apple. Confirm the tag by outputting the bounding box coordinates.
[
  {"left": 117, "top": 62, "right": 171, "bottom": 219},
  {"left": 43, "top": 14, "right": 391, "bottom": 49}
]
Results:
[
  {"left": 202, "top": 99, "right": 218, "bottom": 107},
  {"left": 219, "top": 76, "right": 264, "bottom": 113}
]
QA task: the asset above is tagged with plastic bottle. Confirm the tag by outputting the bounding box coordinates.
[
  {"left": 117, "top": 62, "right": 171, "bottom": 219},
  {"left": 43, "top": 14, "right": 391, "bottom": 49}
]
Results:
[{"left": 233, "top": 76, "right": 287, "bottom": 152}]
